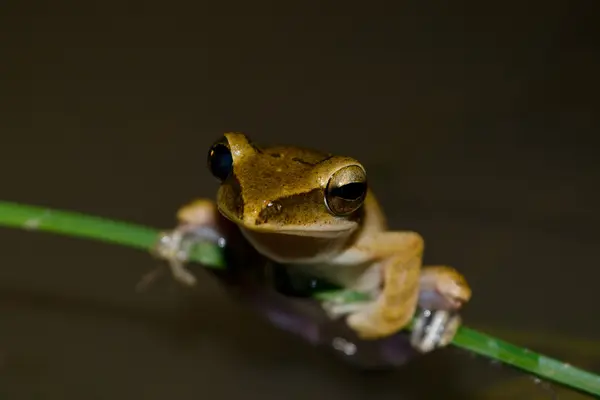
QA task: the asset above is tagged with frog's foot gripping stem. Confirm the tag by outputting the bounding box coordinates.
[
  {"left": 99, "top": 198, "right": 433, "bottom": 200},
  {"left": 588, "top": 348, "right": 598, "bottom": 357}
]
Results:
[
  {"left": 140, "top": 229, "right": 194, "bottom": 290},
  {"left": 323, "top": 264, "right": 469, "bottom": 353},
  {"left": 323, "top": 297, "right": 463, "bottom": 354},
  {"left": 147, "top": 229, "right": 193, "bottom": 287},
  {"left": 146, "top": 224, "right": 226, "bottom": 288},
  {"left": 139, "top": 199, "right": 227, "bottom": 290},
  {"left": 410, "top": 265, "right": 470, "bottom": 352},
  {"left": 410, "top": 308, "right": 462, "bottom": 353}
]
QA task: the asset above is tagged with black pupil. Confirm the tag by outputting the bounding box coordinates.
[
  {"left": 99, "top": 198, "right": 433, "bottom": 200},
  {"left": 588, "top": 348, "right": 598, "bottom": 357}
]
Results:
[
  {"left": 331, "top": 182, "right": 366, "bottom": 201},
  {"left": 209, "top": 144, "right": 233, "bottom": 180}
]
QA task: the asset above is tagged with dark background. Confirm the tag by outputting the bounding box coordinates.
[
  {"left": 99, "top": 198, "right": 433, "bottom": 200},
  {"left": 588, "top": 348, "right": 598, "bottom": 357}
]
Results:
[{"left": 1, "top": 2, "right": 599, "bottom": 399}]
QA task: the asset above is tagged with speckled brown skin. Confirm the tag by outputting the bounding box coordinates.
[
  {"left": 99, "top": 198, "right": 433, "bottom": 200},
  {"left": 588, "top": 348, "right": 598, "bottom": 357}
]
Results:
[{"left": 178, "top": 132, "right": 471, "bottom": 340}]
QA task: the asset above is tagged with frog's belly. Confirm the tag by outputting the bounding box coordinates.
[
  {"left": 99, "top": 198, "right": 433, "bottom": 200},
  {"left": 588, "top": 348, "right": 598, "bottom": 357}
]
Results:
[{"left": 239, "top": 227, "right": 351, "bottom": 264}]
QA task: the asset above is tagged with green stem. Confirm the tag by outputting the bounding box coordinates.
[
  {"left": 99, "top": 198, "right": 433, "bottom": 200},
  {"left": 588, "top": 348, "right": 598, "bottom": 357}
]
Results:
[{"left": 0, "top": 200, "right": 598, "bottom": 397}]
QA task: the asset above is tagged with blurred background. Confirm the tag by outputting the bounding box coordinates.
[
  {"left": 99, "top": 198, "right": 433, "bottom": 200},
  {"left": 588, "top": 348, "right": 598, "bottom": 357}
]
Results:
[{"left": 0, "top": 1, "right": 599, "bottom": 399}]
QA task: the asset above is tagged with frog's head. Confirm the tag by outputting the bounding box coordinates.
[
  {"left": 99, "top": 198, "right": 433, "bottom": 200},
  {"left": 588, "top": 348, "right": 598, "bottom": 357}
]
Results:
[{"left": 206, "top": 132, "right": 368, "bottom": 239}]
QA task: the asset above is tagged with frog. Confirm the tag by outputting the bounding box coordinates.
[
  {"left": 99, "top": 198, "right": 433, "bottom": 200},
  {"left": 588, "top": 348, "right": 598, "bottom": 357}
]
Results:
[{"left": 153, "top": 132, "right": 471, "bottom": 352}]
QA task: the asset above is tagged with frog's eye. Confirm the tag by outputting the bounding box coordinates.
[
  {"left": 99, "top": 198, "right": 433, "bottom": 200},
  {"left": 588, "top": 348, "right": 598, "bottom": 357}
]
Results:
[
  {"left": 207, "top": 137, "right": 233, "bottom": 181},
  {"left": 325, "top": 165, "right": 368, "bottom": 216}
]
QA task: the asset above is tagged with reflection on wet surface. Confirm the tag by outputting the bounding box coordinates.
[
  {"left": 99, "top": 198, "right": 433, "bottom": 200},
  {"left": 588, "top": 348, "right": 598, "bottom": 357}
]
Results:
[{"left": 1, "top": 2, "right": 599, "bottom": 399}]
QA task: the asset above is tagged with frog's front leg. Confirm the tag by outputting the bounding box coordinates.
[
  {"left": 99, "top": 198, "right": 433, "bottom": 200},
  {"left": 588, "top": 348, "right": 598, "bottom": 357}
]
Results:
[
  {"left": 331, "top": 231, "right": 425, "bottom": 340},
  {"left": 330, "top": 231, "right": 471, "bottom": 353}
]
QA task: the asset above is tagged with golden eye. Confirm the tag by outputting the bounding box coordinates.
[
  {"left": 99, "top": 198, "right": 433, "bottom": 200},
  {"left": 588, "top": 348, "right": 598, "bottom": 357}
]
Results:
[{"left": 325, "top": 165, "right": 367, "bottom": 216}]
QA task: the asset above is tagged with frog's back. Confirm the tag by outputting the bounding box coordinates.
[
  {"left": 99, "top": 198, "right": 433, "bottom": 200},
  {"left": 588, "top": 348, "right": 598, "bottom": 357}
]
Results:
[{"left": 264, "top": 144, "right": 333, "bottom": 166}]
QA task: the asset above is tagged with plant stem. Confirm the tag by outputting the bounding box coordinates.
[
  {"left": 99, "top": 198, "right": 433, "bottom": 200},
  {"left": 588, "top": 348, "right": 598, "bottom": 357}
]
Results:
[{"left": 0, "top": 200, "right": 598, "bottom": 397}]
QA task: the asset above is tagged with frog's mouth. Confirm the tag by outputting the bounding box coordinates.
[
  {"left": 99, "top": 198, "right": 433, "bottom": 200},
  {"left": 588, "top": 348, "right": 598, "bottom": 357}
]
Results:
[
  {"left": 236, "top": 224, "right": 353, "bottom": 264},
  {"left": 262, "top": 225, "right": 354, "bottom": 238},
  {"left": 242, "top": 220, "right": 355, "bottom": 238}
]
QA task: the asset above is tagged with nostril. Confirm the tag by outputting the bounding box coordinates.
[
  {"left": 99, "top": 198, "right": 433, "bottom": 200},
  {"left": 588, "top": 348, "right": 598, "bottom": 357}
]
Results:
[
  {"left": 257, "top": 201, "right": 283, "bottom": 224},
  {"left": 266, "top": 201, "right": 282, "bottom": 212}
]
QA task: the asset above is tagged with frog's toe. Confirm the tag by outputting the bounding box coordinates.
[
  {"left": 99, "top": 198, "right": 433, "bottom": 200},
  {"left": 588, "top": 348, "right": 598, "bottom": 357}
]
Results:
[
  {"left": 418, "top": 289, "right": 468, "bottom": 312},
  {"left": 151, "top": 229, "right": 187, "bottom": 262},
  {"left": 149, "top": 229, "right": 208, "bottom": 287},
  {"left": 410, "top": 309, "right": 461, "bottom": 353},
  {"left": 135, "top": 266, "right": 165, "bottom": 292},
  {"left": 418, "top": 266, "right": 471, "bottom": 312}
]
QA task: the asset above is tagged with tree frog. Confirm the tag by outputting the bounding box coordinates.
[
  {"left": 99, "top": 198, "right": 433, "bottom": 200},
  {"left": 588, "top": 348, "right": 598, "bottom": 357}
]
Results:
[{"left": 156, "top": 132, "right": 471, "bottom": 351}]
